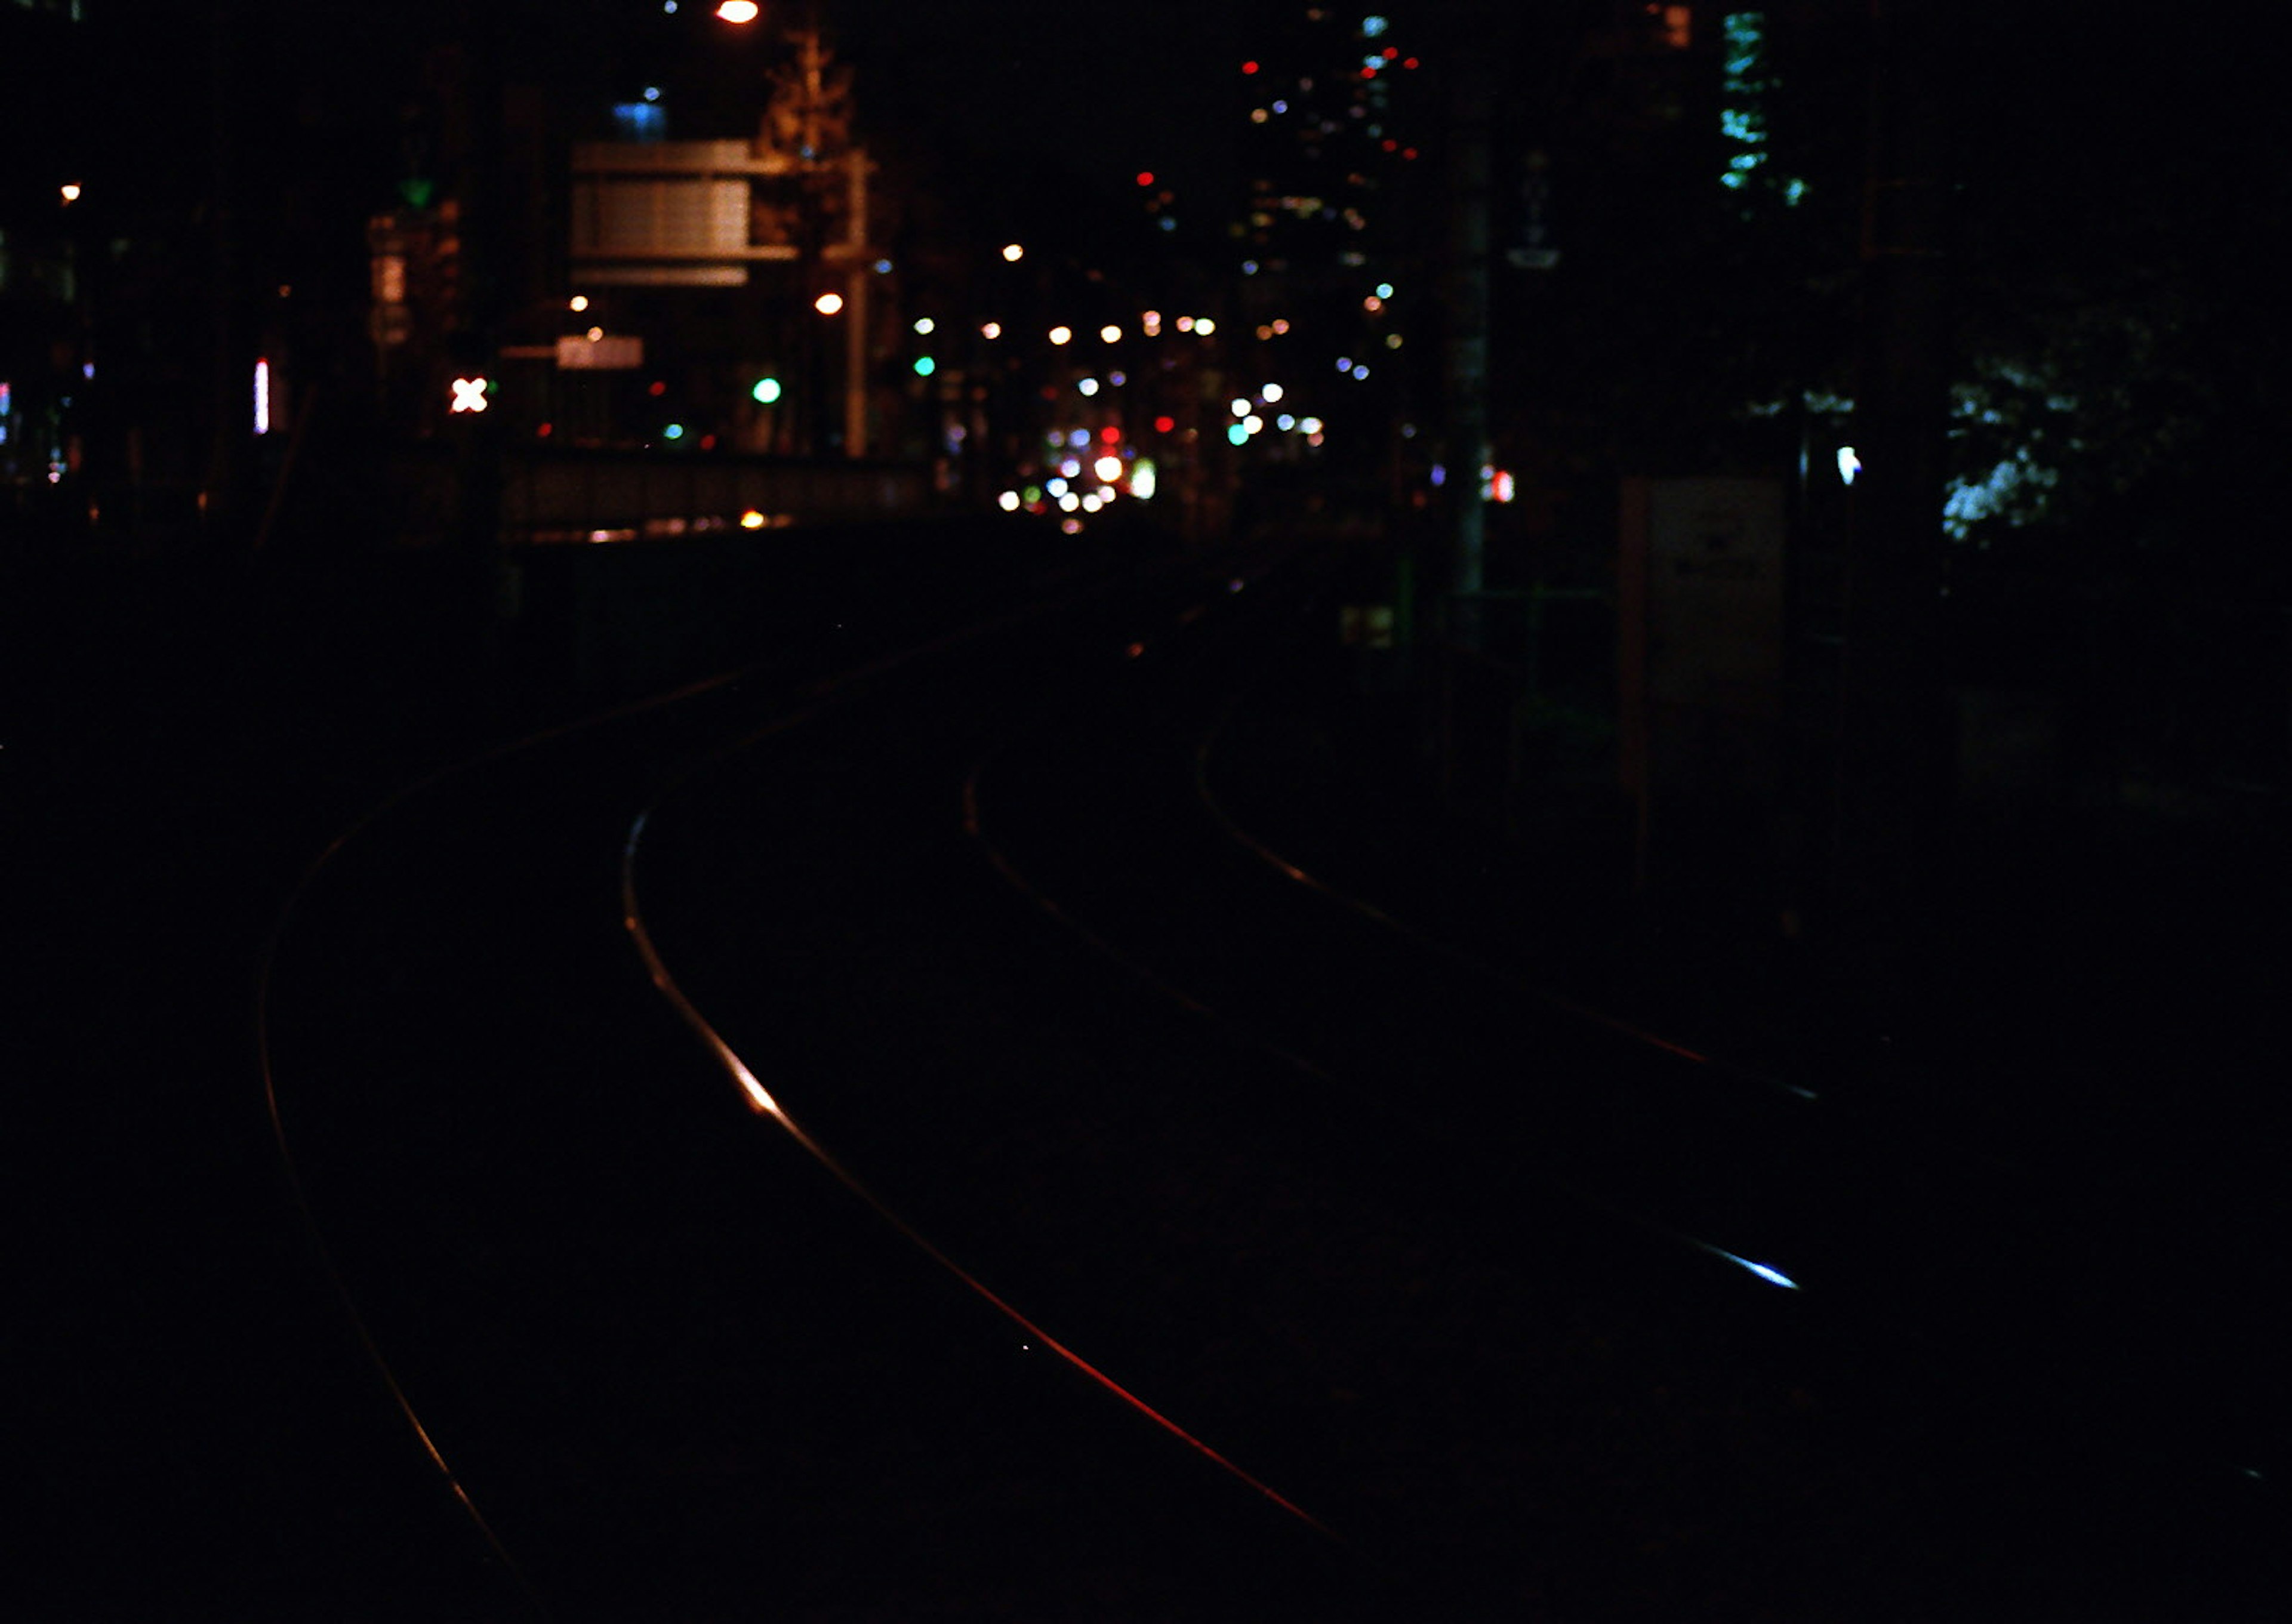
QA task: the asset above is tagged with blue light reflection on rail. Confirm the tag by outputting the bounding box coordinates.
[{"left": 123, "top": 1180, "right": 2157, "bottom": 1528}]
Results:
[{"left": 1702, "top": 1245, "right": 1801, "bottom": 1290}]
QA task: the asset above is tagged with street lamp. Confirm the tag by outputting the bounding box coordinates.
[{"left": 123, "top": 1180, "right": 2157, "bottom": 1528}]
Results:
[{"left": 715, "top": 2, "right": 761, "bottom": 23}]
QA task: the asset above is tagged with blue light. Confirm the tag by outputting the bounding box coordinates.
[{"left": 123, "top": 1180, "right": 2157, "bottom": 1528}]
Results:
[
  {"left": 1363, "top": 16, "right": 1389, "bottom": 38},
  {"left": 1705, "top": 1244, "right": 1800, "bottom": 1289},
  {"left": 663, "top": 423, "right": 685, "bottom": 440},
  {"left": 613, "top": 102, "right": 667, "bottom": 142}
]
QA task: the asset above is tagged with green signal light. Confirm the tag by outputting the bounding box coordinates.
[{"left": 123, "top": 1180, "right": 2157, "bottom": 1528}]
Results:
[
  {"left": 913, "top": 356, "right": 936, "bottom": 377},
  {"left": 751, "top": 377, "right": 783, "bottom": 405}
]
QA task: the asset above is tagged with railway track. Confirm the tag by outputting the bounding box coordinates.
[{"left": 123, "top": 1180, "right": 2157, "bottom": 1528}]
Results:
[{"left": 257, "top": 539, "right": 2281, "bottom": 1619}]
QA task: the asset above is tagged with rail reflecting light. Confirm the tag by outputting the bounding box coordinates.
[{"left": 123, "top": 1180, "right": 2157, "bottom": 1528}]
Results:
[{"left": 1703, "top": 1245, "right": 1801, "bottom": 1289}]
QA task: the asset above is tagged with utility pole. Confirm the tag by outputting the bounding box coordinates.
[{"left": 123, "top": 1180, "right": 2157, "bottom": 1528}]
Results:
[
  {"left": 1829, "top": 0, "right": 1952, "bottom": 1016},
  {"left": 202, "top": 0, "right": 251, "bottom": 550},
  {"left": 1441, "top": 42, "right": 1494, "bottom": 652},
  {"left": 765, "top": 16, "right": 868, "bottom": 457}
]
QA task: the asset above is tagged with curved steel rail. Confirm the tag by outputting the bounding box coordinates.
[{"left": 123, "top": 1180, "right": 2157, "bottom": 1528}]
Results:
[
  {"left": 251, "top": 664, "right": 773, "bottom": 1622},
  {"left": 956, "top": 666, "right": 1808, "bottom": 1299},
  {"left": 617, "top": 682, "right": 1339, "bottom": 1541}
]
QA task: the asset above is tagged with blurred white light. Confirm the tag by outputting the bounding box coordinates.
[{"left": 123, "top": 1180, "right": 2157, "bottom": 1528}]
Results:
[
  {"left": 1059, "top": 491, "right": 1081, "bottom": 511},
  {"left": 253, "top": 358, "right": 271, "bottom": 435},
  {"left": 1081, "top": 494, "right": 1104, "bottom": 512},
  {"left": 60, "top": 183, "right": 82, "bottom": 204},
  {"left": 569, "top": 295, "right": 590, "bottom": 312},
  {"left": 1300, "top": 417, "right": 1323, "bottom": 434},
  {"left": 1230, "top": 398, "right": 1251, "bottom": 417},
  {"left": 1059, "top": 457, "right": 1083, "bottom": 478},
  {"left": 1261, "top": 383, "right": 1284, "bottom": 403},
  {"left": 1093, "top": 454, "right": 1123, "bottom": 482},
  {"left": 815, "top": 291, "right": 845, "bottom": 315},
  {"left": 1002, "top": 242, "right": 1025, "bottom": 262},
  {"left": 1130, "top": 459, "right": 1157, "bottom": 501},
  {"left": 1276, "top": 413, "right": 1296, "bottom": 431},
  {"left": 1194, "top": 318, "right": 1216, "bottom": 335},
  {"left": 982, "top": 322, "right": 1002, "bottom": 339},
  {"left": 1838, "top": 446, "right": 1862, "bottom": 485},
  {"left": 1078, "top": 377, "right": 1100, "bottom": 396},
  {"left": 998, "top": 489, "right": 1022, "bottom": 511},
  {"left": 716, "top": 1, "right": 760, "bottom": 21},
  {"left": 1099, "top": 324, "right": 1122, "bottom": 343},
  {"left": 1047, "top": 477, "right": 1070, "bottom": 496},
  {"left": 1048, "top": 325, "right": 1073, "bottom": 346},
  {"left": 913, "top": 318, "right": 935, "bottom": 335},
  {"left": 1243, "top": 414, "right": 1264, "bottom": 434}
]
